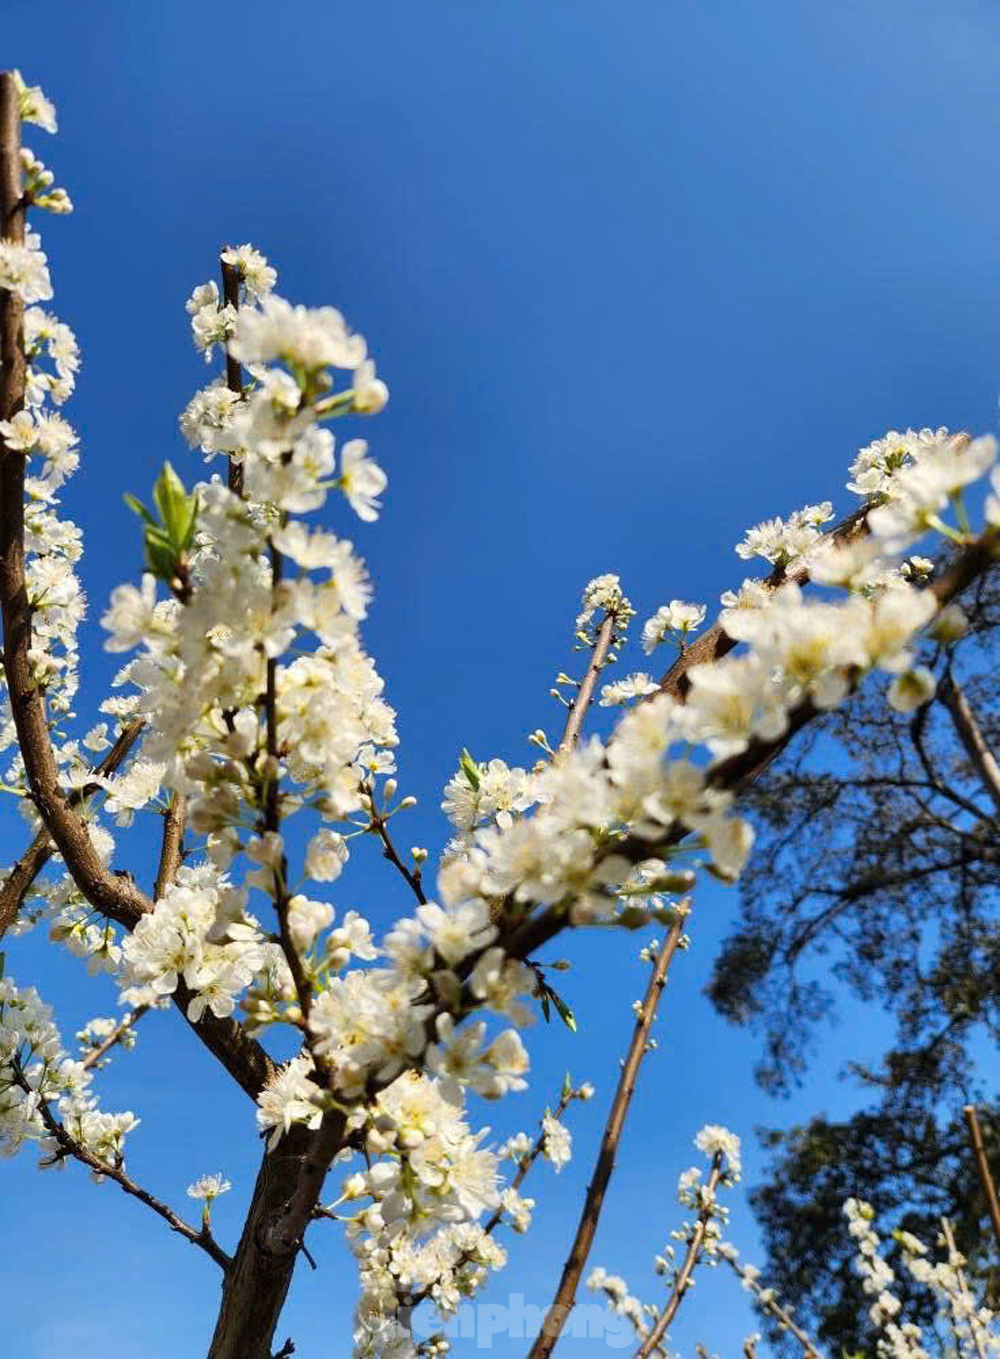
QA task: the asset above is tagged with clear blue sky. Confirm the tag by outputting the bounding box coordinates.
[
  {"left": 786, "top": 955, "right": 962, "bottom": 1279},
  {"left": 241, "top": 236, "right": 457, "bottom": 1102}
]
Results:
[{"left": 4, "top": 2, "right": 1000, "bottom": 1355}]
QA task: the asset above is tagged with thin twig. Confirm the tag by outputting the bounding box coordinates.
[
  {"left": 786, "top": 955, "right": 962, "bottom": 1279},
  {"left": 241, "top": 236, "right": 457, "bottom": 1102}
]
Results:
[
  {"left": 11, "top": 1058, "right": 231, "bottom": 1272},
  {"left": 365, "top": 781, "right": 427, "bottom": 905},
  {"left": 963, "top": 1105, "right": 1000, "bottom": 1255},
  {"left": 909, "top": 702, "right": 985, "bottom": 822},
  {"left": 636, "top": 1153, "right": 723, "bottom": 1358},
  {"left": 220, "top": 251, "right": 244, "bottom": 498},
  {"left": 722, "top": 1255, "right": 823, "bottom": 1358},
  {"left": 528, "top": 913, "right": 688, "bottom": 1359},
  {"left": 80, "top": 1004, "right": 149, "bottom": 1071},
  {"left": 561, "top": 609, "right": 617, "bottom": 751}
]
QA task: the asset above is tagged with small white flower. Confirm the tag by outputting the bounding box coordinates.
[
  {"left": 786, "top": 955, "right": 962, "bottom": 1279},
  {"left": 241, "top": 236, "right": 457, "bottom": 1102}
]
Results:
[{"left": 186, "top": 1172, "right": 231, "bottom": 1201}]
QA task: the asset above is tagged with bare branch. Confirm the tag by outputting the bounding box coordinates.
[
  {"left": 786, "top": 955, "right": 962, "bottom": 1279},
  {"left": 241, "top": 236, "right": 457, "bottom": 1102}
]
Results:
[
  {"left": 528, "top": 913, "right": 688, "bottom": 1359},
  {"left": 365, "top": 780, "right": 427, "bottom": 905},
  {"left": 938, "top": 674, "right": 1000, "bottom": 816},
  {"left": 153, "top": 791, "right": 187, "bottom": 902},
  {"left": 963, "top": 1104, "right": 1000, "bottom": 1256}
]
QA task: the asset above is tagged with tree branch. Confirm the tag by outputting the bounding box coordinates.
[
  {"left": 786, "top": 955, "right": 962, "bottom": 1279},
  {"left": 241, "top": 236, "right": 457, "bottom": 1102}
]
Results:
[
  {"left": 656, "top": 504, "right": 871, "bottom": 701},
  {"left": 364, "top": 780, "right": 427, "bottom": 905},
  {"left": 80, "top": 1004, "right": 149, "bottom": 1071},
  {"left": 938, "top": 673, "right": 1000, "bottom": 816},
  {"left": 528, "top": 913, "right": 688, "bottom": 1359},
  {"left": 636, "top": 1152, "right": 723, "bottom": 1358},
  {"left": 220, "top": 251, "right": 244, "bottom": 498},
  {"left": 561, "top": 609, "right": 617, "bottom": 751},
  {"left": 11, "top": 1057, "right": 231, "bottom": 1272},
  {"left": 722, "top": 1255, "right": 823, "bottom": 1358},
  {"left": 153, "top": 791, "right": 187, "bottom": 901},
  {"left": 0, "top": 717, "right": 143, "bottom": 937},
  {"left": 940, "top": 1216, "right": 988, "bottom": 1359},
  {"left": 963, "top": 1104, "right": 1000, "bottom": 1255}
]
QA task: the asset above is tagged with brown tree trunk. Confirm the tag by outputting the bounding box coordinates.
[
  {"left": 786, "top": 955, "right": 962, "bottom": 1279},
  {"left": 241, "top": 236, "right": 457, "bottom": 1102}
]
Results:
[{"left": 207, "top": 1127, "right": 313, "bottom": 1359}]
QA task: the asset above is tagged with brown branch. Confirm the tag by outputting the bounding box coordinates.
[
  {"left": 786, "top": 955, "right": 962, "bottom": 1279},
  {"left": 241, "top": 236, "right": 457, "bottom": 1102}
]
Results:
[
  {"left": 561, "top": 609, "right": 617, "bottom": 751},
  {"left": 365, "top": 781, "right": 427, "bottom": 905},
  {"left": 11, "top": 1058, "right": 231, "bottom": 1272},
  {"left": 528, "top": 913, "right": 688, "bottom": 1359},
  {"left": 0, "top": 73, "right": 148, "bottom": 931},
  {"left": 938, "top": 675, "right": 1000, "bottom": 816},
  {"left": 722, "top": 1255, "right": 823, "bottom": 1358},
  {"left": 637, "top": 1152, "right": 723, "bottom": 1358},
  {"left": 0, "top": 717, "right": 143, "bottom": 937},
  {"left": 964, "top": 1105, "right": 1000, "bottom": 1255},
  {"left": 220, "top": 252, "right": 244, "bottom": 498},
  {"left": 153, "top": 791, "right": 187, "bottom": 901},
  {"left": 80, "top": 1004, "right": 149, "bottom": 1071}
]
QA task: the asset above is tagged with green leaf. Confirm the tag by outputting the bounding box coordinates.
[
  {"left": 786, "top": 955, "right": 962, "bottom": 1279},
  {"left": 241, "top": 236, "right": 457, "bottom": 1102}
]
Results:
[
  {"left": 561, "top": 1070, "right": 573, "bottom": 1101},
  {"left": 152, "top": 461, "right": 199, "bottom": 551},
  {"left": 123, "top": 493, "right": 156, "bottom": 527},
  {"left": 540, "top": 990, "right": 551, "bottom": 1023},
  {"left": 459, "top": 748, "right": 480, "bottom": 791},
  {"left": 548, "top": 986, "right": 577, "bottom": 1033}
]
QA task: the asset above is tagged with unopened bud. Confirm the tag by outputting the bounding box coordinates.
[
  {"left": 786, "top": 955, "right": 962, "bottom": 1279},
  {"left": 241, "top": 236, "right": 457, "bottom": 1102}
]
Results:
[
  {"left": 398, "top": 795, "right": 417, "bottom": 810},
  {"left": 411, "top": 846, "right": 428, "bottom": 864},
  {"left": 383, "top": 778, "right": 397, "bottom": 801}
]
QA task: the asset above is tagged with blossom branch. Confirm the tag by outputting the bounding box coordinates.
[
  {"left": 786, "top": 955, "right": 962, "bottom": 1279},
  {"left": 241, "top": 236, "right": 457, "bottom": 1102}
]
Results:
[
  {"left": 561, "top": 609, "right": 617, "bottom": 751},
  {"left": 656, "top": 503, "right": 871, "bottom": 700},
  {"left": 0, "top": 717, "right": 143, "bottom": 937},
  {"left": 963, "top": 1104, "right": 1000, "bottom": 1253},
  {"left": 220, "top": 251, "right": 244, "bottom": 497},
  {"left": 940, "top": 1216, "right": 988, "bottom": 1359},
  {"left": 364, "top": 780, "right": 427, "bottom": 905},
  {"left": 528, "top": 912, "right": 688, "bottom": 1359},
  {"left": 636, "top": 1152, "right": 724, "bottom": 1358},
  {"left": 80, "top": 1004, "right": 149, "bottom": 1071},
  {"left": 721, "top": 1255, "right": 823, "bottom": 1359},
  {"left": 938, "top": 673, "right": 1000, "bottom": 816},
  {"left": 0, "top": 101, "right": 272, "bottom": 1109},
  {"left": 10, "top": 1057, "right": 232, "bottom": 1272}
]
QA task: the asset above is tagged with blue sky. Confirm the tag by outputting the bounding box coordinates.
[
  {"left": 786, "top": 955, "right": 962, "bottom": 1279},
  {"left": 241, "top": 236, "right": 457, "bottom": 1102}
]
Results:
[{"left": 4, "top": 2, "right": 1000, "bottom": 1355}]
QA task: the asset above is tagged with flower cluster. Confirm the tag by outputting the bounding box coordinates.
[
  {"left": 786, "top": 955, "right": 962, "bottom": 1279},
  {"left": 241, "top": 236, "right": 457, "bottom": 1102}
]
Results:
[
  {"left": 0, "top": 975, "right": 138, "bottom": 1173},
  {"left": 844, "top": 1199, "right": 1000, "bottom": 1359}
]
